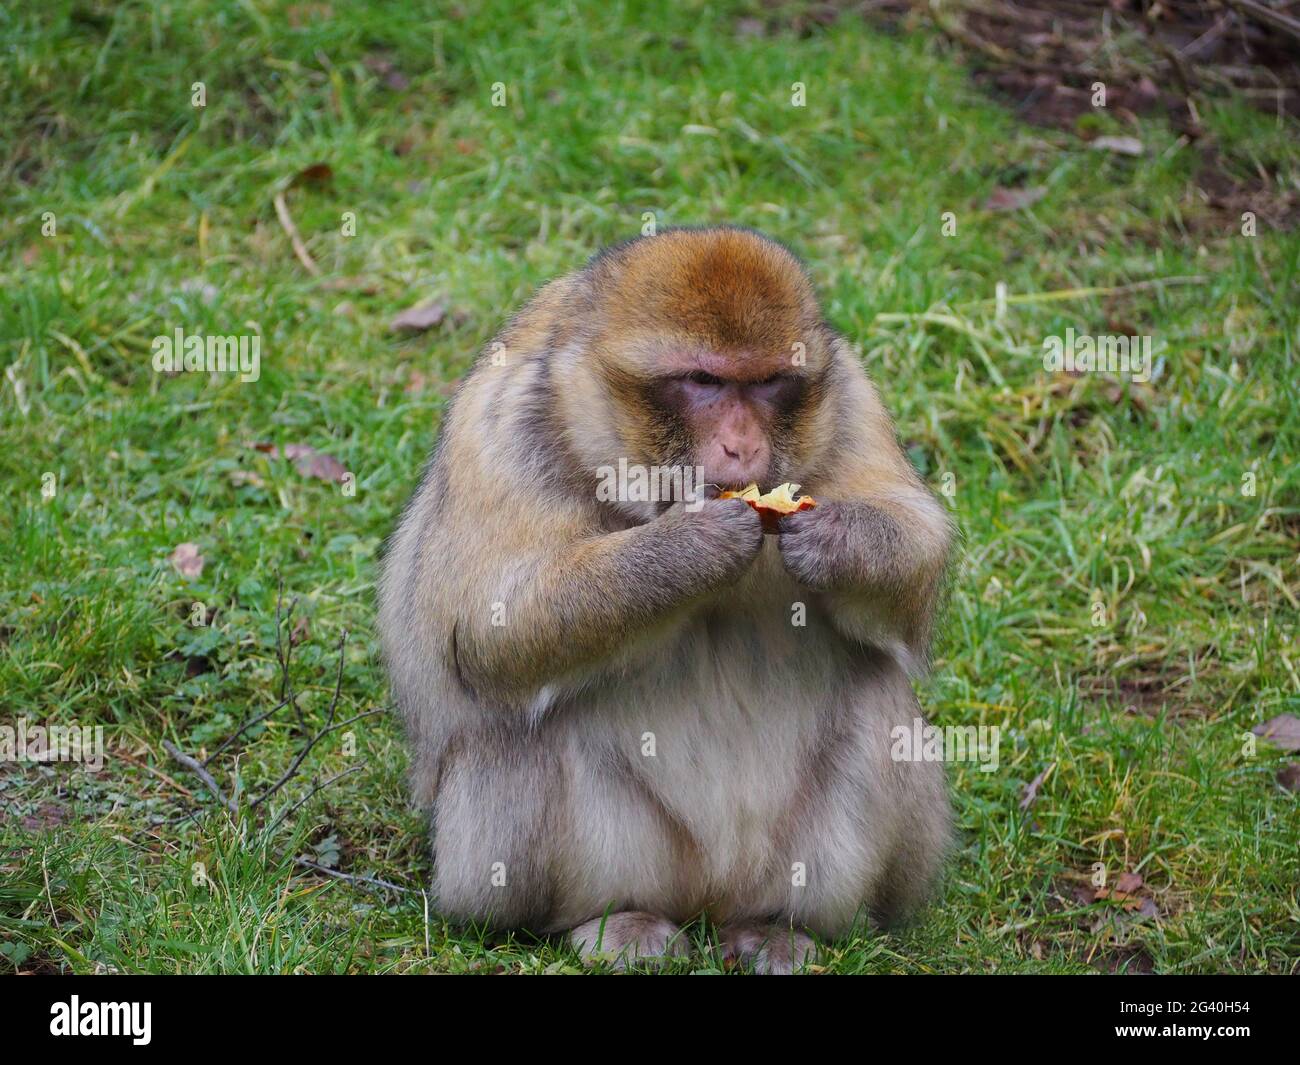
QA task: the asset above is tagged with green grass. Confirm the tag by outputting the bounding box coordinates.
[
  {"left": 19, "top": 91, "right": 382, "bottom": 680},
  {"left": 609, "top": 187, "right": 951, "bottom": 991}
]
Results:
[{"left": 1, "top": 0, "right": 1297, "bottom": 974}]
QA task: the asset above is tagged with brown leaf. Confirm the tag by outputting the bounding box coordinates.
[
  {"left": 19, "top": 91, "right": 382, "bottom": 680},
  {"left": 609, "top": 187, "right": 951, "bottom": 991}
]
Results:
[
  {"left": 291, "top": 446, "right": 348, "bottom": 484},
  {"left": 1114, "top": 871, "right": 1143, "bottom": 893},
  {"left": 292, "top": 162, "right": 334, "bottom": 188},
  {"left": 21, "top": 802, "right": 69, "bottom": 833},
  {"left": 1095, "top": 887, "right": 1137, "bottom": 907},
  {"left": 1254, "top": 714, "right": 1300, "bottom": 752},
  {"left": 390, "top": 300, "right": 448, "bottom": 333},
  {"left": 1277, "top": 763, "right": 1300, "bottom": 792},
  {"left": 248, "top": 442, "right": 348, "bottom": 483},
  {"left": 364, "top": 53, "right": 410, "bottom": 91},
  {"left": 291, "top": 614, "right": 311, "bottom": 646},
  {"left": 170, "top": 542, "right": 205, "bottom": 579},
  {"left": 1067, "top": 883, "right": 1096, "bottom": 906},
  {"left": 984, "top": 186, "right": 1046, "bottom": 212}
]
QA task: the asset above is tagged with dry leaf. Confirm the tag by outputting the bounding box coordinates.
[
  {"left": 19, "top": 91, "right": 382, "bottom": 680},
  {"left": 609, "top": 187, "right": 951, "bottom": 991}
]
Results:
[
  {"left": 1114, "top": 871, "right": 1143, "bottom": 893},
  {"left": 296, "top": 450, "right": 347, "bottom": 483},
  {"left": 1253, "top": 714, "right": 1300, "bottom": 752},
  {"left": 364, "top": 53, "right": 410, "bottom": 91},
  {"left": 984, "top": 186, "right": 1046, "bottom": 212},
  {"left": 284, "top": 443, "right": 347, "bottom": 483},
  {"left": 292, "top": 162, "right": 334, "bottom": 187},
  {"left": 390, "top": 300, "right": 448, "bottom": 333},
  {"left": 1066, "top": 882, "right": 1096, "bottom": 906},
  {"left": 170, "top": 542, "right": 205, "bottom": 579},
  {"left": 248, "top": 441, "right": 348, "bottom": 484}
]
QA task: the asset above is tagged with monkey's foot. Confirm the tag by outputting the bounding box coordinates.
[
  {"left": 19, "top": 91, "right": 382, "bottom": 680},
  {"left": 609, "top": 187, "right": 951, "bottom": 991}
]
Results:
[
  {"left": 570, "top": 911, "right": 688, "bottom": 971},
  {"left": 719, "top": 923, "right": 819, "bottom": 975}
]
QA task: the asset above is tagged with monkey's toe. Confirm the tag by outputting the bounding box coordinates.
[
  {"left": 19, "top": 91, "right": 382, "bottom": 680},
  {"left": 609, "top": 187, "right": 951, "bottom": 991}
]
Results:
[
  {"left": 570, "top": 911, "right": 688, "bottom": 971},
  {"left": 719, "top": 923, "right": 819, "bottom": 975}
]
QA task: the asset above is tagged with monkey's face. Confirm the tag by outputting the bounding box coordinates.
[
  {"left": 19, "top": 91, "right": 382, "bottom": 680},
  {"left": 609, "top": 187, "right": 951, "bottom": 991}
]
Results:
[
  {"left": 648, "top": 360, "right": 807, "bottom": 491},
  {"left": 588, "top": 227, "right": 833, "bottom": 504}
]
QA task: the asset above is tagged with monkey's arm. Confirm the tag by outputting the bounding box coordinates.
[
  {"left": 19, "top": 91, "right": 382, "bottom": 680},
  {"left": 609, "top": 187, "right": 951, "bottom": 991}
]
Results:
[
  {"left": 448, "top": 498, "right": 762, "bottom": 707},
  {"left": 778, "top": 362, "right": 953, "bottom": 671}
]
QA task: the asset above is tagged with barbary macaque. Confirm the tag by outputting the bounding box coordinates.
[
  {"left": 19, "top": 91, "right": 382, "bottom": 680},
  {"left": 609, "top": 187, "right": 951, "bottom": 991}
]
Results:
[{"left": 378, "top": 226, "right": 953, "bottom": 973}]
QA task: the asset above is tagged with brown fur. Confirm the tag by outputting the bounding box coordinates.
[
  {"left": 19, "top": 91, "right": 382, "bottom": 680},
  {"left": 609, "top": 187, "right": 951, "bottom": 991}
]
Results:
[{"left": 378, "top": 226, "right": 954, "bottom": 967}]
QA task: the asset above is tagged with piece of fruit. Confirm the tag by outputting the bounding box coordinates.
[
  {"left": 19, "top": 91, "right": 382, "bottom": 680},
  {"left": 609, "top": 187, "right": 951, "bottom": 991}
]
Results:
[{"left": 719, "top": 482, "right": 816, "bottom": 530}]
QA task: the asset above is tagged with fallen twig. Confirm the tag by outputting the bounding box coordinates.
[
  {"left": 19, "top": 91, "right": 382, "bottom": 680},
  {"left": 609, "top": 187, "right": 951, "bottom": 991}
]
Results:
[
  {"left": 273, "top": 191, "right": 322, "bottom": 277},
  {"left": 163, "top": 739, "right": 237, "bottom": 814},
  {"left": 294, "top": 858, "right": 416, "bottom": 895}
]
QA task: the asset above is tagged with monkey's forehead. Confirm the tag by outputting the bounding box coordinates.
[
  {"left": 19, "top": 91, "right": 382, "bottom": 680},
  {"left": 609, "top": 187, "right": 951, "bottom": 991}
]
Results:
[
  {"left": 592, "top": 228, "right": 824, "bottom": 368},
  {"left": 603, "top": 332, "right": 819, "bottom": 381}
]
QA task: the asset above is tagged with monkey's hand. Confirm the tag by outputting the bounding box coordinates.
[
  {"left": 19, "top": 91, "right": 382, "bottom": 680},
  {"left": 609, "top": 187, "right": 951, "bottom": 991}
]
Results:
[
  {"left": 666, "top": 497, "right": 764, "bottom": 589},
  {"left": 777, "top": 498, "right": 949, "bottom": 672},
  {"left": 447, "top": 497, "right": 764, "bottom": 704},
  {"left": 777, "top": 501, "right": 904, "bottom": 594}
]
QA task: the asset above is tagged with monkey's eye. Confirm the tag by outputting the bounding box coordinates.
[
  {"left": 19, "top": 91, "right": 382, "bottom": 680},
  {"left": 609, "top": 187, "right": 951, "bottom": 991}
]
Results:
[
  {"left": 686, "top": 371, "right": 725, "bottom": 388},
  {"left": 750, "top": 373, "right": 788, "bottom": 394}
]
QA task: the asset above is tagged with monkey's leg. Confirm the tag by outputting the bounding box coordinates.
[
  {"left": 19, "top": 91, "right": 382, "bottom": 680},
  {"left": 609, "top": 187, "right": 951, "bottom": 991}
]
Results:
[
  {"left": 718, "top": 922, "right": 819, "bottom": 975},
  {"left": 872, "top": 754, "right": 951, "bottom": 925},
  {"left": 431, "top": 731, "right": 559, "bottom": 930},
  {"left": 570, "top": 911, "right": 689, "bottom": 971}
]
